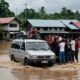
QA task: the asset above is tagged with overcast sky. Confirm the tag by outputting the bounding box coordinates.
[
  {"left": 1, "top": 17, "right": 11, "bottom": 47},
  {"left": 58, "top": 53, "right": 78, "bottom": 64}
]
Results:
[{"left": 6, "top": 0, "right": 80, "bottom": 15}]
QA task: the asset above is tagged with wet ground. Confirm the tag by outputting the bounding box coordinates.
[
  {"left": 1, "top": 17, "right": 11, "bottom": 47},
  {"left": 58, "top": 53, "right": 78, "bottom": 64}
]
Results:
[{"left": 0, "top": 40, "right": 80, "bottom": 80}]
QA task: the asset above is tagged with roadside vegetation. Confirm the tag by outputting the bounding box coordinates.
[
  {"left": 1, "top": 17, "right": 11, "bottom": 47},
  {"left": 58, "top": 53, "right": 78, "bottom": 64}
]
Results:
[
  {"left": 0, "top": 0, "right": 80, "bottom": 21},
  {"left": 0, "top": 0, "right": 80, "bottom": 40},
  {"left": 18, "top": 7, "right": 80, "bottom": 22}
]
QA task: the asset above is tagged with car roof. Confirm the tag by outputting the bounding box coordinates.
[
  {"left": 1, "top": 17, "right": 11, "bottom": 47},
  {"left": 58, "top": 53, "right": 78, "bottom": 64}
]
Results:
[{"left": 12, "top": 39, "right": 46, "bottom": 43}]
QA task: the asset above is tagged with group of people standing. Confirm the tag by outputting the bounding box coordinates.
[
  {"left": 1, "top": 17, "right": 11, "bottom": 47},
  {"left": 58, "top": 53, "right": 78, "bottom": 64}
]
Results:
[
  {"left": 20, "top": 28, "right": 80, "bottom": 64},
  {"left": 28, "top": 29, "right": 80, "bottom": 64},
  {"left": 45, "top": 35, "right": 80, "bottom": 64}
]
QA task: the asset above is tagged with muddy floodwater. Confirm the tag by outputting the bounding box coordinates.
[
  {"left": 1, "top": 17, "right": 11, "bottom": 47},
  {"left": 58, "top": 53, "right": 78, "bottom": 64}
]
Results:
[
  {"left": 0, "top": 40, "right": 10, "bottom": 55},
  {"left": 0, "top": 40, "right": 80, "bottom": 80}
]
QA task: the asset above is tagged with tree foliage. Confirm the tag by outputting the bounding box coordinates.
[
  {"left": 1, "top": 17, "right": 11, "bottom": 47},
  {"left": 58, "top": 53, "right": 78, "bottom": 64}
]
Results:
[
  {"left": 0, "top": 0, "right": 80, "bottom": 21},
  {"left": 18, "top": 6, "right": 80, "bottom": 21},
  {"left": 0, "top": 0, "right": 15, "bottom": 17}
]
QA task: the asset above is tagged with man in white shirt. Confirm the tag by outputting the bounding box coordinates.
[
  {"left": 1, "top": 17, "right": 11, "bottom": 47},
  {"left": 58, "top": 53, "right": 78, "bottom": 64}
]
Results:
[
  {"left": 71, "top": 39, "right": 75, "bottom": 62},
  {"left": 58, "top": 36, "right": 62, "bottom": 42},
  {"left": 59, "top": 39, "right": 65, "bottom": 63},
  {"left": 71, "top": 40, "right": 75, "bottom": 51}
]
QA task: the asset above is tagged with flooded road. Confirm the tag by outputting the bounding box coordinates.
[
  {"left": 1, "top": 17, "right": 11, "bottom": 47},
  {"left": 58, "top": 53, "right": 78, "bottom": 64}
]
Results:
[
  {"left": 0, "top": 40, "right": 80, "bottom": 80},
  {"left": 0, "top": 40, "right": 10, "bottom": 55},
  {"left": 12, "top": 68, "right": 80, "bottom": 80}
]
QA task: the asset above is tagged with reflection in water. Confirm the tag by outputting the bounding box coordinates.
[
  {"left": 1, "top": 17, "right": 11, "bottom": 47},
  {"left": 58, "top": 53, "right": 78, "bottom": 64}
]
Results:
[{"left": 12, "top": 67, "right": 80, "bottom": 80}]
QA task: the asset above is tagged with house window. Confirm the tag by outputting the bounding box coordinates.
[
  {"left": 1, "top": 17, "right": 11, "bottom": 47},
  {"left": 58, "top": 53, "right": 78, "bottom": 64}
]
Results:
[
  {"left": 54, "top": 28, "right": 57, "bottom": 31},
  {"left": 59, "top": 28, "right": 62, "bottom": 31},
  {"left": 43, "top": 27, "right": 48, "bottom": 31},
  {"left": 9, "top": 24, "right": 17, "bottom": 27},
  {"left": 62, "top": 29, "right": 64, "bottom": 31},
  {"left": 49, "top": 28, "right": 52, "bottom": 31},
  {"left": 37, "top": 28, "right": 40, "bottom": 31}
]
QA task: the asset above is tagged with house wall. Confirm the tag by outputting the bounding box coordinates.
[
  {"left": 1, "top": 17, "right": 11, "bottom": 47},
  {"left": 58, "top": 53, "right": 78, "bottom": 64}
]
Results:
[
  {"left": 8, "top": 20, "right": 19, "bottom": 31},
  {"left": 25, "top": 20, "right": 80, "bottom": 39},
  {"left": 1, "top": 25, "right": 8, "bottom": 31},
  {"left": 1, "top": 20, "right": 19, "bottom": 31},
  {"left": 34, "top": 27, "right": 66, "bottom": 33},
  {"left": 1, "top": 19, "right": 20, "bottom": 39}
]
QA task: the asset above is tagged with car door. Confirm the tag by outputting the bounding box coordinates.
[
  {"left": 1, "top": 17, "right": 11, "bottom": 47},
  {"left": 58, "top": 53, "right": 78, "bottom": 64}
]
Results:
[
  {"left": 10, "top": 43, "right": 17, "bottom": 57},
  {"left": 13, "top": 42, "right": 21, "bottom": 60},
  {"left": 17, "top": 42, "right": 25, "bottom": 61}
]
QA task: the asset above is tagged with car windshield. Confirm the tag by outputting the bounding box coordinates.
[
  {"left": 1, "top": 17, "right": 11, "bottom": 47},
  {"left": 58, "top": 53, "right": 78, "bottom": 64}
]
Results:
[{"left": 26, "top": 42, "right": 49, "bottom": 50}]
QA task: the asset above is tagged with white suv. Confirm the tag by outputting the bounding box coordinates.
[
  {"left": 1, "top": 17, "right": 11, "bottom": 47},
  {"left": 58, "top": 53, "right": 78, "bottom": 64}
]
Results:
[{"left": 9, "top": 39, "right": 55, "bottom": 65}]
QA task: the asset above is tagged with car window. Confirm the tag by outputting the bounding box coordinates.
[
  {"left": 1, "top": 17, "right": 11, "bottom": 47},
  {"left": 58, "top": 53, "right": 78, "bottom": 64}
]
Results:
[
  {"left": 21, "top": 42, "right": 25, "bottom": 50},
  {"left": 26, "top": 42, "right": 49, "bottom": 50},
  {"left": 11, "top": 43, "right": 20, "bottom": 49}
]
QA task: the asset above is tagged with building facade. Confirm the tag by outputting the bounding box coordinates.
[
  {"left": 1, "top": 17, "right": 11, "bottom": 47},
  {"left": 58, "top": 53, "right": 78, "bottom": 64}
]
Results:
[
  {"left": 60, "top": 20, "right": 80, "bottom": 39},
  {"left": 24, "top": 19, "right": 80, "bottom": 39},
  {"left": 0, "top": 17, "right": 21, "bottom": 39},
  {"left": 24, "top": 19, "right": 68, "bottom": 39}
]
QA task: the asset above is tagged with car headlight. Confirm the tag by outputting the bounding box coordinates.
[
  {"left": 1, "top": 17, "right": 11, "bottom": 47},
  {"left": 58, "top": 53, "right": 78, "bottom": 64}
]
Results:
[
  {"left": 50, "top": 55, "right": 55, "bottom": 59},
  {"left": 32, "top": 55, "right": 37, "bottom": 59},
  {"left": 28, "top": 55, "right": 37, "bottom": 59},
  {"left": 28, "top": 55, "right": 32, "bottom": 59}
]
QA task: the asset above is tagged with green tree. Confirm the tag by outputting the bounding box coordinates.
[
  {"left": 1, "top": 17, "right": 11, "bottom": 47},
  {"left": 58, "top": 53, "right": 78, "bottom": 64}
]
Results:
[
  {"left": 75, "top": 10, "right": 80, "bottom": 20},
  {"left": 67, "top": 9, "right": 75, "bottom": 19},
  {"left": 18, "top": 6, "right": 80, "bottom": 20},
  {"left": 0, "top": 0, "right": 15, "bottom": 17},
  {"left": 38, "top": 7, "right": 47, "bottom": 19},
  {"left": 18, "top": 8, "right": 37, "bottom": 21},
  {"left": 60, "top": 7, "right": 76, "bottom": 19},
  {"left": 60, "top": 7, "right": 68, "bottom": 19}
]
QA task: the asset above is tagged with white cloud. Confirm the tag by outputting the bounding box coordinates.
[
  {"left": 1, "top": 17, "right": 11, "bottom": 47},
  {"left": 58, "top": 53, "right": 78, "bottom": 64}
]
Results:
[{"left": 5, "top": 0, "right": 80, "bottom": 15}]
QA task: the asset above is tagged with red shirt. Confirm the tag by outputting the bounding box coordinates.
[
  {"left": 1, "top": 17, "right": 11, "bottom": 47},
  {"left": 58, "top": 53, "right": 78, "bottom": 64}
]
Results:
[
  {"left": 78, "top": 40, "right": 80, "bottom": 48},
  {"left": 75, "top": 40, "right": 80, "bottom": 49},
  {"left": 31, "top": 30, "right": 36, "bottom": 36},
  {"left": 46, "top": 36, "right": 52, "bottom": 46}
]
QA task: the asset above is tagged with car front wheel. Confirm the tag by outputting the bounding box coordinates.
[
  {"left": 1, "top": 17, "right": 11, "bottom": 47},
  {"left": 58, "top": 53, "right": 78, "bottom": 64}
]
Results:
[{"left": 24, "top": 58, "right": 29, "bottom": 66}]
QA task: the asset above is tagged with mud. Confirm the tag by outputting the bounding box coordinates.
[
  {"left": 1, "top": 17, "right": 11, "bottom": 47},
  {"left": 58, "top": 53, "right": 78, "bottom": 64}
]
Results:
[
  {"left": 0, "top": 41, "right": 80, "bottom": 80},
  {"left": 0, "top": 54, "right": 80, "bottom": 80},
  {"left": 0, "top": 40, "right": 10, "bottom": 55}
]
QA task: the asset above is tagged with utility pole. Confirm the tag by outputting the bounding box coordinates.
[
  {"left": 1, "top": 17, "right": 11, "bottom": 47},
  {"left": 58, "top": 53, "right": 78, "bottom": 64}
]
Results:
[
  {"left": 16, "top": 8, "right": 18, "bottom": 16},
  {"left": 24, "top": 3, "right": 27, "bottom": 21}
]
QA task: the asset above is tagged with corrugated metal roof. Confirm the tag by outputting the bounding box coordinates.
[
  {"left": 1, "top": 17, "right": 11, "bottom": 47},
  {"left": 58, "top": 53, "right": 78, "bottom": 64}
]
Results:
[
  {"left": 0, "top": 17, "right": 21, "bottom": 24},
  {"left": 27, "top": 19, "right": 65, "bottom": 28},
  {"left": 0, "top": 17, "right": 15, "bottom": 24},
  {"left": 60, "top": 20, "right": 79, "bottom": 30},
  {"left": 71, "top": 22, "right": 80, "bottom": 28},
  {"left": 67, "top": 24, "right": 79, "bottom": 29}
]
